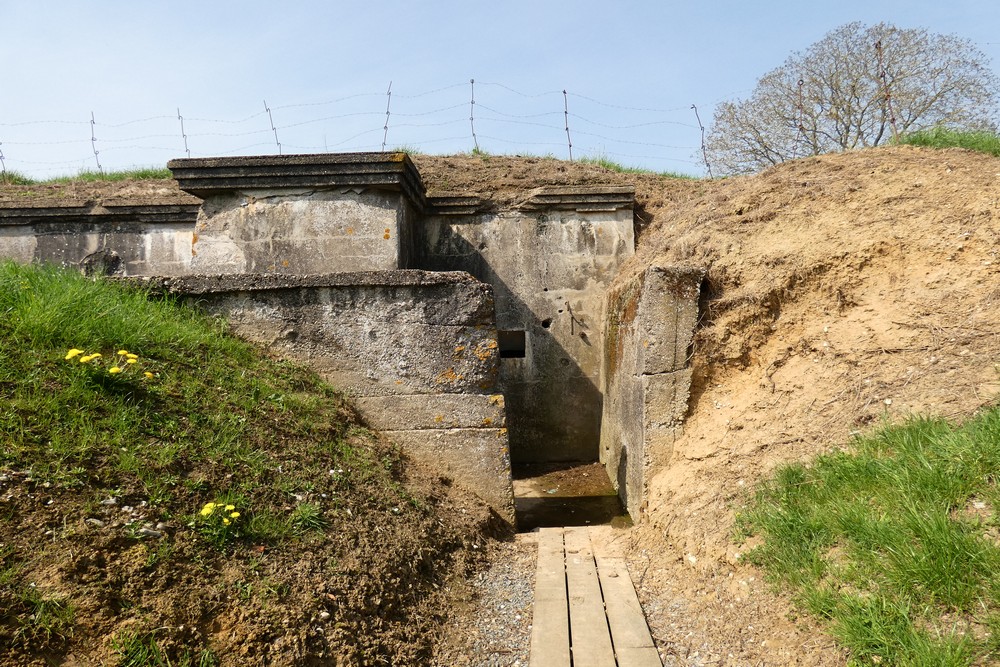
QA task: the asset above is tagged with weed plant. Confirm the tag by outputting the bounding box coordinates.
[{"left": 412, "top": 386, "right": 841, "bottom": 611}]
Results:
[
  {"left": 739, "top": 412, "right": 1000, "bottom": 665},
  {"left": 895, "top": 127, "right": 1000, "bottom": 158}
]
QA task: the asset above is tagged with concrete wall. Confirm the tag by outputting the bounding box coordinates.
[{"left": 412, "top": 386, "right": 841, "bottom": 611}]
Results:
[
  {"left": 601, "top": 266, "right": 703, "bottom": 518},
  {"left": 141, "top": 271, "right": 515, "bottom": 525},
  {"left": 0, "top": 207, "right": 197, "bottom": 276},
  {"left": 190, "top": 189, "right": 413, "bottom": 274},
  {"left": 419, "top": 187, "right": 635, "bottom": 463}
]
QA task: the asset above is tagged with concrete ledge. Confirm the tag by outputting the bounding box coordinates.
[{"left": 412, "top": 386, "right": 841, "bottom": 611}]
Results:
[
  {"left": 168, "top": 152, "right": 426, "bottom": 207},
  {"left": 425, "top": 194, "right": 491, "bottom": 216},
  {"left": 355, "top": 394, "right": 506, "bottom": 430},
  {"left": 519, "top": 186, "right": 635, "bottom": 212},
  {"left": 129, "top": 269, "right": 488, "bottom": 296},
  {"left": 383, "top": 428, "right": 514, "bottom": 526},
  {"left": 0, "top": 204, "right": 200, "bottom": 225}
]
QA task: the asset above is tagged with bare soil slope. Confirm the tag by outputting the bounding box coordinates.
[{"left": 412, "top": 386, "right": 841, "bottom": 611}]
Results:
[{"left": 618, "top": 145, "right": 1000, "bottom": 664}]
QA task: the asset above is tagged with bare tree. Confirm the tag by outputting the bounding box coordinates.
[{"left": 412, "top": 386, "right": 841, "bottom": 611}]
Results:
[{"left": 705, "top": 22, "right": 1000, "bottom": 175}]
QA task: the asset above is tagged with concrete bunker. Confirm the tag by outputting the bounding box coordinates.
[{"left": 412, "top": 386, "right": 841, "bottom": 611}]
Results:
[{"left": 0, "top": 152, "right": 704, "bottom": 527}]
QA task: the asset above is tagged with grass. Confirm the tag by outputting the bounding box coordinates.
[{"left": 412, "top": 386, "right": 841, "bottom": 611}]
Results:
[
  {"left": 113, "top": 629, "right": 218, "bottom": 667},
  {"left": 1, "top": 167, "right": 173, "bottom": 186},
  {"left": 894, "top": 127, "right": 1000, "bottom": 158},
  {"left": 738, "top": 411, "right": 1000, "bottom": 665},
  {"left": 577, "top": 154, "right": 698, "bottom": 179},
  {"left": 0, "top": 261, "right": 425, "bottom": 661},
  {"left": 0, "top": 170, "right": 37, "bottom": 186}
]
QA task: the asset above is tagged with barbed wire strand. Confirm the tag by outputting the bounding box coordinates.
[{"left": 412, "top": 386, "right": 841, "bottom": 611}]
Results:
[
  {"left": 563, "top": 90, "right": 573, "bottom": 161},
  {"left": 469, "top": 79, "right": 479, "bottom": 151},
  {"left": 177, "top": 108, "right": 191, "bottom": 158},
  {"left": 264, "top": 100, "right": 282, "bottom": 155},
  {"left": 690, "top": 104, "right": 713, "bottom": 179},
  {"left": 796, "top": 79, "right": 808, "bottom": 157},
  {"left": 381, "top": 81, "right": 392, "bottom": 152},
  {"left": 90, "top": 112, "right": 103, "bottom": 173},
  {"left": 0, "top": 81, "right": 742, "bottom": 179}
]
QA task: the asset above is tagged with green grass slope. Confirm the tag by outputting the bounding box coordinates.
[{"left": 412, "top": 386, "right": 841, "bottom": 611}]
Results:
[
  {"left": 0, "top": 262, "right": 493, "bottom": 665},
  {"left": 740, "top": 412, "right": 1000, "bottom": 665}
]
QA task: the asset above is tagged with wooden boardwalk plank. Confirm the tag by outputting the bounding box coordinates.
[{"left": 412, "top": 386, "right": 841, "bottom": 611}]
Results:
[
  {"left": 614, "top": 646, "right": 664, "bottom": 667},
  {"left": 564, "top": 527, "right": 616, "bottom": 667},
  {"left": 529, "top": 527, "right": 571, "bottom": 667},
  {"left": 595, "top": 555, "right": 659, "bottom": 654}
]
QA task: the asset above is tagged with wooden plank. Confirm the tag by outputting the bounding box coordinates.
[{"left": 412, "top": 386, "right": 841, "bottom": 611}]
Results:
[
  {"left": 529, "top": 527, "right": 571, "bottom": 667},
  {"left": 614, "top": 646, "right": 664, "bottom": 667},
  {"left": 595, "top": 555, "right": 660, "bottom": 660},
  {"left": 564, "top": 527, "right": 616, "bottom": 667}
]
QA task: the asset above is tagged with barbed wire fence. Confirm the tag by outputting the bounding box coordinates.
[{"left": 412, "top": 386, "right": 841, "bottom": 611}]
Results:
[{"left": 0, "top": 80, "right": 740, "bottom": 181}]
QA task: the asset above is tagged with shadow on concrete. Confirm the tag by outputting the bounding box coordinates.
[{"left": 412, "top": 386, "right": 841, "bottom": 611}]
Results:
[
  {"left": 511, "top": 462, "right": 629, "bottom": 532},
  {"left": 416, "top": 219, "right": 604, "bottom": 464}
]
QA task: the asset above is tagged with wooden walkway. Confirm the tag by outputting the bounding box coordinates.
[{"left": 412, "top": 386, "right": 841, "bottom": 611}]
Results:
[{"left": 529, "top": 527, "right": 662, "bottom": 667}]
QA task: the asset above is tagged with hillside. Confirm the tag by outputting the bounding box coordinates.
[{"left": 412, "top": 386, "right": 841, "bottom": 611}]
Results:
[
  {"left": 3, "top": 146, "right": 998, "bottom": 663},
  {"left": 619, "top": 145, "right": 1000, "bottom": 664},
  {"left": 0, "top": 264, "right": 498, "bottom": 666}
]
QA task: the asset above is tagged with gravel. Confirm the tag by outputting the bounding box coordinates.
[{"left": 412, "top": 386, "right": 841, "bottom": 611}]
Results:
[{"left": 433, "top": 533, "right": 537, "bottom": 666}]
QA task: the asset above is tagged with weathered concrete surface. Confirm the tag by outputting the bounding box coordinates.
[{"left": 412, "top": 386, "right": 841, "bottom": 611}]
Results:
[
  {"left": 382, "top": 428, "right": 514, "bottom": 524},
  {"left": 419, "top": 187, "right": 636, "bottom": 463},
  {"left": 601, "top": 266, "right": 703, "bottom": 518},
  {"left": 169, "top": 153, "right": 426, "bottom": 275},
  {"left": 188, "top": 189, "right": 415, "bottom": 274},
  {"left": 0, "top": 205, "right": 198, "bottom": 276},
  {"left": 136, "top": 270, "right": 515, "bottom": 524}
]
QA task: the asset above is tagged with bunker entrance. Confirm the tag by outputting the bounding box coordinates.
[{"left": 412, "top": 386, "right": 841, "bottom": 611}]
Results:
[{"left": 512, "top": 462, "right": 630, "bottom": 532}]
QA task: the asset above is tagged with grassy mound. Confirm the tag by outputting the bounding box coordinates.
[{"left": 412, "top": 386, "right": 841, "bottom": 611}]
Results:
[
  {"left": 739, "top": 411, "right": 1000, "bottom": 665},
  {"left": 0, "top": 262, "right": 492, "bottom": 665},
  {"left": 895, "top": 128, "right": 1000, "bottom": 157}
]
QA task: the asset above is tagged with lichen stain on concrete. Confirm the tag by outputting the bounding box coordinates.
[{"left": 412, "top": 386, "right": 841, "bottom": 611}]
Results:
[
  {"left": 435, "top": 367, "right": 464, "bottom": 384},
  {"left": 474, "top": 339, "right": 498, "bottom": 361},
  {"left": 383, "top": 228, "right": 391, "bottom": 240},
  {"left": 346, "top": 227, "right": 355, "bottom": 235}
]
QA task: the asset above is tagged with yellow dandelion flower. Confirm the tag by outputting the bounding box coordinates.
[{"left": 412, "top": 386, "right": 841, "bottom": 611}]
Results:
[
  {"left": 65, "top": 349, "right": 84, "bottom": 360},
  {"left": 223, "top": 518, "right": 231, "bottom": 525},
  {"left": 230, "top": 512, "right": 240, "bottom": 519},
  {"left": 79, "top": 354, "right": 99, "bottom": 363},
  {"left": 225, "top": 505, "right": 235, "bottom": 511},
  {"left": 143, "top": 372, "right": 154, "bottom": 379},
  {"left": 200, "top": 502, "right": 216, "bottom": 516},
  {"left": 109, "top": 366, "right": 122, "bottom": 374},
  {"left": 126, "top": 353, "right": 138, "bottom": 360},
  {"left": 117, "top": 349, "right": 129, "bottom": 356},
  {"left": 126, "top": 358, "right": 138, "bottom": 364}
]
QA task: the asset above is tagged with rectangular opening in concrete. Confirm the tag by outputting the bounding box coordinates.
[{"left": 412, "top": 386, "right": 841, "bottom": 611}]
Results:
[
  {"left": 512, "top": 462, "right": 630, "bottom": 532},
  {"left": 498, "top": 329, "right": 527, "bottom": 358}
]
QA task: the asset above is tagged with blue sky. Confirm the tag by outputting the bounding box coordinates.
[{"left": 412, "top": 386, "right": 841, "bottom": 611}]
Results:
[{"left": 1, "top": 0, "right": 997, "bottom": 178}]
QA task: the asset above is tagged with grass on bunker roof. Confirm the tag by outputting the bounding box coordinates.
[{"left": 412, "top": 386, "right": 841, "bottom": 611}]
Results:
[{"left": 0, "top": 261, "right": 491, "bottom": 665}]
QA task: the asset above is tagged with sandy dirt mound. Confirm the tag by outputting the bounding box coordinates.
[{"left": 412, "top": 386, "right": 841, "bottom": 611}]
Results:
[
  {"left": 0, "top": 179, "right": 198, "bottom": 208},
  {"left": 617, "top": 145, "right": 1000, "bottom": 664}
]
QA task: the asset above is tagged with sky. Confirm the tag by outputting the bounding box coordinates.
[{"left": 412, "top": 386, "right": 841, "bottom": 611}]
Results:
[{"left": 1, "top": 0, "right": 998, "bottom": 179}]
